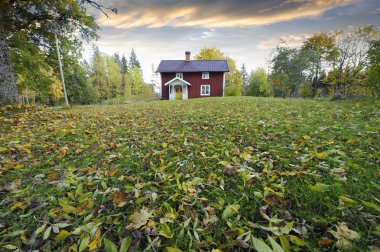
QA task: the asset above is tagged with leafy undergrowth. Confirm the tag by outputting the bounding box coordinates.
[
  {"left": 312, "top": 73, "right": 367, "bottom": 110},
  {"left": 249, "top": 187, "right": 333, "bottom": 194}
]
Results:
[{"left": 0, "top": 97, "right": 379, "bottom": 252}]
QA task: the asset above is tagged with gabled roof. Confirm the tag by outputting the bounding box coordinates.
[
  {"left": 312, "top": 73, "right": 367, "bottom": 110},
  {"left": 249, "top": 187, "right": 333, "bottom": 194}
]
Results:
[
  {"left": 157, "top": 60, "right": 230, "bottom": 73},
  {"left": 164, "top": 77, "right": 192, "bottom": 86}
]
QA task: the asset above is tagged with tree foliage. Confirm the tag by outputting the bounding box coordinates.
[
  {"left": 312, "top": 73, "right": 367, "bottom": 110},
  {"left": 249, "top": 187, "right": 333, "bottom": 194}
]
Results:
[
  {"left": 263, "top": 25, "right": 379, "bottom": 99},
  {"left": 365, "top": 39, "right": 380, "bottom": 97},
  {"left": 1, "top": 0, "right": 113, "bottom": 104},
  {"left": 87, "top": 47, "right": 149, "bottom": 103},
  {"left": 246, "top": 68, "right": 272, "bottom": 97},
  {"left": 195, "top": 47, "right": 242, "bottom": 96}
]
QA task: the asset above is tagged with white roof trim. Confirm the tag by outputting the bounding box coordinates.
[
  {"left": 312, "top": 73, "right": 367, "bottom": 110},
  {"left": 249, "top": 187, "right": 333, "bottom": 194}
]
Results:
[{"left": 164, "top": 77, "right": 192, "bottom": 86}]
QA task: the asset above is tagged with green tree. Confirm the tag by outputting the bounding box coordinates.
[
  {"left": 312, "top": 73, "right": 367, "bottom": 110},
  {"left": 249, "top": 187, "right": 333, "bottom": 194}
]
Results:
[
  {"left": 270, "top": 45, "right": 313, "bottom": 97},
  {"left": 365, "top": 39, "right": 380, "bottom": 97},
  {"left": 240, "top": 64, "right": 249, "bottom": 93},
  {"left": 195, "top": 47, "right": 242, "bottom": 96},
  {"left": 121, "top": 55, "right": 128, "bottom": 74},
  {"left": 246, "top": 68, "right": 272, "bottom": 97},
  {"left": 0, "top": 0, "right": 113, "bottom": 104},
  {"left": 324, "top": 26, "right": 379, "bottom": 97},
  {"left": 65, "top": 62, "right": 96, "bottom": 104},
  {"left": 89, "top": 49, "right": 123, "bottom": 100},
  {"left": 301, "top": 33, "right": 339, "bottom": 95},
  {"left": 129, "top": 49, "right": 141, "bottom": 69},
  {"left": 125, "top": 67, "right": 145, "bottom": 95},
  {"left": 269, "top": 72, "right": 290, "bottom": 98},
  {"left": 9, "top": 31, "right": 58, "bottom": 104}
]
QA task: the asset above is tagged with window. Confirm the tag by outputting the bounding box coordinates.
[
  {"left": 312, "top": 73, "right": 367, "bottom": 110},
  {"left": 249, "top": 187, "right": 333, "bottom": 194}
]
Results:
[
  {"left": 202, "top": 72, "right": 209, "bottom": 79},
  {"left": 176, "top": 73, "right": 183, "bottom": 79},
  {"left": 201, "top": 85, "right": 210, "bottom": 96}
]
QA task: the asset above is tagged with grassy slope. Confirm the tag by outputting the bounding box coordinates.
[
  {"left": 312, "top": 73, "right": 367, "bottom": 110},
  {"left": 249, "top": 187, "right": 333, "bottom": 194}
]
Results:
[{"left": 0, "top": 97, "right": 379, "bottom": 251}]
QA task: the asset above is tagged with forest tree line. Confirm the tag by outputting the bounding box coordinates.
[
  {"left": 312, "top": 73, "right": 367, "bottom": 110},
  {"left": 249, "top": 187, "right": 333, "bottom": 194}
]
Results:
[
  {"left": 243, "top": 26, "right": 380, "bottom": 98},
  {"left": 1, "top": 0, "right": 378, "bottom": 106},
  {"left": 11, "top": 40, "right": 155, "bottom": 105}
]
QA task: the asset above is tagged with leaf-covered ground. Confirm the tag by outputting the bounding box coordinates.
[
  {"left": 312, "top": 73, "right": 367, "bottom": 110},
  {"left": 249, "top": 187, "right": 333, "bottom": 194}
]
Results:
[{"left": 0, "top": 97, "right": 379, "bottom": 252}]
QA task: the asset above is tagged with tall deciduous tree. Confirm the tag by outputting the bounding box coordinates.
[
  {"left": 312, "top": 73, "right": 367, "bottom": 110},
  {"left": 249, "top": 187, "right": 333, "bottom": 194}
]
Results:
[
  {"left": 270, "top": 45, "right": 313, "bottom": 97},
  {"left": 195, "top": 47, "right": 242, "bottom": 96},
  {"left": 246, "top": 68, "right": 272, "bottom": 97},
  {"left": 0, "top": 0, "right": 115, "bottom": 104},
  {"left": 301, "top": 33, "right": 339, "bottom": 95},
  {"left": 365, "top": 39, "right": 380, "bottom": 97},
  {"left": 325, "top": 26, "right": 379, "bottom": 96}
]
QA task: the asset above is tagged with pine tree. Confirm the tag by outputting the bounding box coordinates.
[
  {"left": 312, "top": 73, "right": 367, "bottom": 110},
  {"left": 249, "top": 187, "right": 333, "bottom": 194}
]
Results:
[
  {"left": 129, "top": 49, "right": 141, "bottom": 69},
  {"left": 240, "top": 64, "right": 249, "bottom": 90},
  {"left": 121, "top": 55, "right": 128, "bottom": 74}
]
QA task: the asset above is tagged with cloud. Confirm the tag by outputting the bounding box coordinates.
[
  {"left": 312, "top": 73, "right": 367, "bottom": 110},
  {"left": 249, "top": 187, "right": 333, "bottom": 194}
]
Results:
[
  {"left": 258, "top": 33, "right": 311, "bottom": 49},
  {"left": 97, "top": 0, "right": 357, "bottom": 28}
]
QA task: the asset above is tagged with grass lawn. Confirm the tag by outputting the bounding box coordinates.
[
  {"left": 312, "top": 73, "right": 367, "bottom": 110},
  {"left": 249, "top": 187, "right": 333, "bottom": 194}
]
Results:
[{"left": 0, "top": 97, "right": 379, "bottom": 251}]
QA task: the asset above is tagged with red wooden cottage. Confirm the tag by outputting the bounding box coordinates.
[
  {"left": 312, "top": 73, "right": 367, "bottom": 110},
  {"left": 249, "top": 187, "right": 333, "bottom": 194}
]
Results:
[{"left": 157, "top": 51, "right": 230, "bottom": 100}]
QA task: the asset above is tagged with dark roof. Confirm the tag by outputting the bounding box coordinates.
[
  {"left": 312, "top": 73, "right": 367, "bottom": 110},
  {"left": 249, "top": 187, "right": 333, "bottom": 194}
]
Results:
[{"left": 156, "top": 60, "right": 230, "bottom": 73}]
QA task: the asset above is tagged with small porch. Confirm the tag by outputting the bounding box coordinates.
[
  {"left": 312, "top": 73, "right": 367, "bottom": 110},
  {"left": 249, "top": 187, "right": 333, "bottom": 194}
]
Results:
[{"left": 164, "top": 77, "right": 191, "bottom": 100}]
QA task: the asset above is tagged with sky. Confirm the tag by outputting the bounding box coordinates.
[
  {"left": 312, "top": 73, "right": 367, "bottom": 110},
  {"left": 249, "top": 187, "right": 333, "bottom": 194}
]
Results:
[{"left": 83, "top": 0, "right": 380, "bottom": 82}]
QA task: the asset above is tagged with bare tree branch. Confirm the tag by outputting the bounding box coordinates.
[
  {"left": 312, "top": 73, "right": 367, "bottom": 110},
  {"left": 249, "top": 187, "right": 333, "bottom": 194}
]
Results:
[{"left": 82, "top": 0, "right": 118, "bottom": 18}]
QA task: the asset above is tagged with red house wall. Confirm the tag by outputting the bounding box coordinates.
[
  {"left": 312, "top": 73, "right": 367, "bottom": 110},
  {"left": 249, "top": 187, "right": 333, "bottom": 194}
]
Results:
[{"left": 160, "top": 72, "right": 224, "bottom": 100}]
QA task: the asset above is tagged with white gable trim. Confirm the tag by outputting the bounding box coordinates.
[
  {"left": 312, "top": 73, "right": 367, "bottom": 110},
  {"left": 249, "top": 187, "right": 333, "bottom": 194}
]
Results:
[{"left": 164, "top": 77, "right": 192, "bottom": 86}]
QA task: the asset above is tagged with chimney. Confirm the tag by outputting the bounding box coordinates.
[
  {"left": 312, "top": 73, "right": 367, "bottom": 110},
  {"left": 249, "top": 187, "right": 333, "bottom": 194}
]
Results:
[{"left": 185, "top": 51, "right": 191, "bottom": 61}]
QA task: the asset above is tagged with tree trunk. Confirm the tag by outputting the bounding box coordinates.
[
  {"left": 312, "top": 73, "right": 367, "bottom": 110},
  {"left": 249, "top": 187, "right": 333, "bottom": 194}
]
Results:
[{"left": 0, "top": 16, "right": 20, "bottom": 105}]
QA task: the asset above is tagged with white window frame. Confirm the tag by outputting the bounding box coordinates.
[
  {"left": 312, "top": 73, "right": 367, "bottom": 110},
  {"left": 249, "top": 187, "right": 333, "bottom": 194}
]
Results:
[
  {"left": 200, "top": 85, "right": 210, "bottom": 96},
  {"left": 176, "top": 73, "right": 183, "bottom": 79},
  {"left": 202, "top": 72, "right": 210, "bottom": 79}
]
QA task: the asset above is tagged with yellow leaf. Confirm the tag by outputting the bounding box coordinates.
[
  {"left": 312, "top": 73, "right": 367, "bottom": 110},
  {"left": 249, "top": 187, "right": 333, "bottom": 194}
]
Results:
[
  {"left": 127, "top": 208, "right": 153, "bottom": 230},
  {"left": 303, "top": 135, "right": 311, "bottom": 140},
  {"left": 218, "top": 161, "right": 229, "bottom": 167},
  {"left": 165, "top": 247, "right": 182, "bottom": 252},
  {"left": 339, "top": 196, "right": 356, "bottom": 204},
  {"left": 326, "top": 139, "right": 334, "bottom": 145},
  {"left": 15, "top": 163, "right": 24, "bottom": 169},
  {"left": 315, "top": 152, "right": 328, "bottom": 159},
  {"left": 11, "top": 202, "right": 24, "bottom": 210},
  {"left": 88, "top": 229, "right": 101, "bottom": 251},
  {"left": 55, "top": 230, "right": 70, "bottom": 242}
]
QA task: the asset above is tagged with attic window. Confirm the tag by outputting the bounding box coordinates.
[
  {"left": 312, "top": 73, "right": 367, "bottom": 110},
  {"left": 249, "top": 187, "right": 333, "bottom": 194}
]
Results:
[
  {"left": 201, "top": 85, "right": 210, "bottom": 96},
  {"left": 176, "top": 73, "right": 183, "bottom": 79},
  {"left": 202, "top": 72, "right": 209, "bottom": 79}
]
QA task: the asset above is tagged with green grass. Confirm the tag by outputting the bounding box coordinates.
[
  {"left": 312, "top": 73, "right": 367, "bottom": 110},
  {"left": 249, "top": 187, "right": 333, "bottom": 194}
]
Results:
[{"left": 0, "top": 97, "right": 379, "bottom": 251}]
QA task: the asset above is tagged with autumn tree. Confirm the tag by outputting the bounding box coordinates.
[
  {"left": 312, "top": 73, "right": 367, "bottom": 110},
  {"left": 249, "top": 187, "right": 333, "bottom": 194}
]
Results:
[
  {"left": 195, "top": 47, "right": 243, "bottom": 96},
  {"left": 301, "top": 33, "right": 339, "bottom": 95},
  {"left": 324, "top": 26, "right": 379, "bottom": 97},
  {"left": 0, "top": 0, "right": 115, "bottom": 104}
]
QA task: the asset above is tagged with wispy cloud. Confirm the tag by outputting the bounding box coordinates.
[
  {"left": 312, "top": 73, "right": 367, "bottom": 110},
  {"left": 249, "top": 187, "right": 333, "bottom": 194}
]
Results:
[
  {"left": 258, "top": 34, "right": 311, "bottom": 49},
  {"left": 97, "top": 0, "right": 358, "bottom": 29}
]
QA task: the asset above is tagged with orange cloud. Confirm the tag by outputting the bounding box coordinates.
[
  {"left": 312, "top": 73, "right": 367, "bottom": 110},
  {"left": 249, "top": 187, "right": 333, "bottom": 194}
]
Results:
[{"left": 97, "top": 0, "right": 358, "bottom": 28}]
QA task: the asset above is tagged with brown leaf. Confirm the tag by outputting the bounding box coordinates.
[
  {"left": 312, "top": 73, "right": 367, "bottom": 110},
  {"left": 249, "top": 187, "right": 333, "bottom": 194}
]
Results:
[
  {"left": 319, "top": 237, "right": 333, "bottom": 248},
  {"left": 107, "top": 167, "right": 118, "bottom": 176},
  {"left": 112, "top": 191, "right": 126, "bottom": 205}
]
